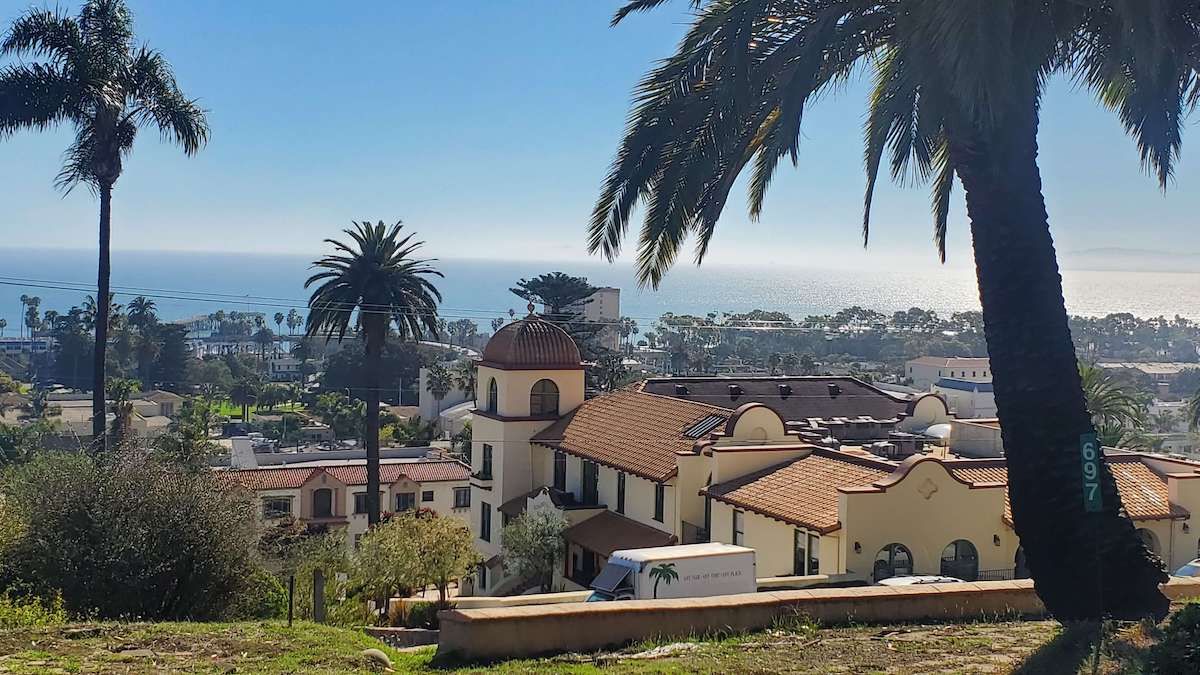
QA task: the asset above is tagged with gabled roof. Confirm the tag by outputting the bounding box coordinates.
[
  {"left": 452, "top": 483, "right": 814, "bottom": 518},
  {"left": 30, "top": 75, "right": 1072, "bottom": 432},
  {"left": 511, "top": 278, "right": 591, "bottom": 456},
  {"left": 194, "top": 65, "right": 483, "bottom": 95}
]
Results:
[
  {"left": 532, "top": 389, "right": 730, "bottom": 482},
  {"left": 639, "top": 376, "right": 910, "bottom": 423},
  {"left": 703, "top": 449, "right": 894, "bottom": 533}
]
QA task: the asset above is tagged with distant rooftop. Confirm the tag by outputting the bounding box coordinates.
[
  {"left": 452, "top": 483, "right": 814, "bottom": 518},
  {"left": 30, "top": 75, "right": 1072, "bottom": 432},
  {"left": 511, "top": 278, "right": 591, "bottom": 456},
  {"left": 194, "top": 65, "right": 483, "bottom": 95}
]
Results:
[
  {"left": 906, "top": 356, "right": 990, "bottom": 368},
  {"left": 934, "top": 378, "right": 994, "bottom": 393}
]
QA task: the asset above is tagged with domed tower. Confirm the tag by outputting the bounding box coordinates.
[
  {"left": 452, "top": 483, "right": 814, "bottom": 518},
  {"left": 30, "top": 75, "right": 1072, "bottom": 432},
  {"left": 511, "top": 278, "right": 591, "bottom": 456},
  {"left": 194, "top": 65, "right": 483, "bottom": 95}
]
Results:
[{"left": 468, "top": 313, "right": 584, "bottom": 593}]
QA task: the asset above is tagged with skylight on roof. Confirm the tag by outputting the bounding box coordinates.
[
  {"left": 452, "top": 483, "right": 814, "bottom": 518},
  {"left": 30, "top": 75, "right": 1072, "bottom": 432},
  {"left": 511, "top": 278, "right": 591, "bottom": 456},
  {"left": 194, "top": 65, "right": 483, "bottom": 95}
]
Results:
[{"left": 684, "top": 414, "right": 727, "bottom": 439}]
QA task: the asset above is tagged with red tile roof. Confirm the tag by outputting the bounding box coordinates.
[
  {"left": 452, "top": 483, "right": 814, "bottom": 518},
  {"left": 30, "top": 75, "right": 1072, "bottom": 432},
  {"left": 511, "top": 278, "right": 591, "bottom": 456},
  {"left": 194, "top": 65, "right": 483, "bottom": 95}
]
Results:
[
  {"left": 532, "top": 389, "right": 731, "bottom": 482},
  {"left": 948, "top": 455, "right": 1188, "bottom": 523},
  {"left": 325, "top": 461, "right": 470, "bottom": 485},
  {"left": 220, "top": 467, "right": 319, "bottom": 490},
  {"left": 704, "top": 450, "right": 893, "bottom": 533}
]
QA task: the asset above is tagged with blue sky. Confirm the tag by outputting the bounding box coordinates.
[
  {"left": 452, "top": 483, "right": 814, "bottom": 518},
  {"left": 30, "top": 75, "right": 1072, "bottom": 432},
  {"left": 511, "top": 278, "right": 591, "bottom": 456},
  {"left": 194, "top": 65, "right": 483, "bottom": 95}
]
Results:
[{"left": 1, "top": 0, "right": 1198, "bottom": 271}]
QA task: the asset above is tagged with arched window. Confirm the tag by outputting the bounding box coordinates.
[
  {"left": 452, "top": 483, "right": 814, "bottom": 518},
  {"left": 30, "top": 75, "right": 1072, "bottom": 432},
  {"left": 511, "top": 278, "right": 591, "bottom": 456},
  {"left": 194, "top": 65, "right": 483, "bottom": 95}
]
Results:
[
  {"left": 530, "top": 379, "right": 559, "bottom": 416},
  {"left": 873, "top": 543, "right": 913, "bottom": 581},
  {"left": 940, "top": 539, "right": 980, "bottom": 581},
  {"left": 1014, "top": 546, "right": 1030, "bottom": 579},
  {"left": 312, "top": 488, "right": 333, "bottom": 518},
  {"left": 1136, "top": 528, "right": 1161, "bottom": 555},
  {"left": 485, "top": 378, "right": 498, "bottom": 413}
]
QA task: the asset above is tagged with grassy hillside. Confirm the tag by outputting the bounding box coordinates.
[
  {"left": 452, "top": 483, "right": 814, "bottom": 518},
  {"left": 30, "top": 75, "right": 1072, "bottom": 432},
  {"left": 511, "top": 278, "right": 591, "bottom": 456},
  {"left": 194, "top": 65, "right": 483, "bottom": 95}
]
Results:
[{"left": 0, "top": 613, "right": 1186, "bottom": 673}]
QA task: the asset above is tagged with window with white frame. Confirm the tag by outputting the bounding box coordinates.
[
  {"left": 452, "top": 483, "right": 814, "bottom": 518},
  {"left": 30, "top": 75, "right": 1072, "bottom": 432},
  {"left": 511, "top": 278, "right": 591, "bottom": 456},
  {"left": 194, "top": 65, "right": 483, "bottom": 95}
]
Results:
[{"left": 262, "top": 497, "right": 292, "bottom": 519}]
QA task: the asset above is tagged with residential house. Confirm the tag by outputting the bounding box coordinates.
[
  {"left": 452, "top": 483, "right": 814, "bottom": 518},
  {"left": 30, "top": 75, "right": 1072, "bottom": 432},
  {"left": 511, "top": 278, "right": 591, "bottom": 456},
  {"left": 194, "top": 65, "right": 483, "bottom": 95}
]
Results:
[{"left": 221, "top": 458, "right": 472, "bottom": 551}]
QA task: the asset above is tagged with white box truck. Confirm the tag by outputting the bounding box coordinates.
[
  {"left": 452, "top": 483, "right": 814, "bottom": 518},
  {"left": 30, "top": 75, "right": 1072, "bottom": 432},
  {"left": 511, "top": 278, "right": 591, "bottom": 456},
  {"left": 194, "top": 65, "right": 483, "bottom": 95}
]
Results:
[{"left": 587, "top": 543, "right": 756, "bottom": 602}]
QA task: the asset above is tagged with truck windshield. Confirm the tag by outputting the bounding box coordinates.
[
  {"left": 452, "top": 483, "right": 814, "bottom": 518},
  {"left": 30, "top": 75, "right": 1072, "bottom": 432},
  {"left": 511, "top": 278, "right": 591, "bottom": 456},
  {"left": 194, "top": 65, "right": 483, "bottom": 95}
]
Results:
[{"left": 591, "top": 563, "right": 633, "bottom": 594}]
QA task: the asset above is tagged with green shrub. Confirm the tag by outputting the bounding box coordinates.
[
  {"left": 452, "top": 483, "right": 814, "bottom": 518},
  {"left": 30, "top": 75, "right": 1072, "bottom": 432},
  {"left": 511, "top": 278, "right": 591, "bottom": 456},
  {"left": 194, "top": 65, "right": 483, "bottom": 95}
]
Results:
[
  {"left": 0, "top": 591, "right": 67, "bottom": 628},
  {"left": 226, "top": 567, "right": 287, "bottom": 620},
  {"left": 0, "top": 450, "right": 259, "bottom": 620},
  {"left": 401, "top": 601, "right": 438, "bottom": 629},
  {"left": 1148, "top": 602, "right": 1200, "bottom": 674}
]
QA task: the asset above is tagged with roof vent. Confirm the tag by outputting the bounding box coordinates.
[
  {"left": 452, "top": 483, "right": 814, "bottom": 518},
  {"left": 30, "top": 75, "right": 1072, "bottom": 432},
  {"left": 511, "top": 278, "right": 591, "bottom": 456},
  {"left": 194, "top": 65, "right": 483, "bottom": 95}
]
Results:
[
  {"left": 777, "top": 383, "right": 792, "bottom": 399},
  {"left": 827, "top": 383, "right": 842, "bottom": 398},
  {"left": 728, "top": 384, "right": 743, "bottom": 400},
  {"left": 674, "top": 384, "right": 689, "bottom": 396}
]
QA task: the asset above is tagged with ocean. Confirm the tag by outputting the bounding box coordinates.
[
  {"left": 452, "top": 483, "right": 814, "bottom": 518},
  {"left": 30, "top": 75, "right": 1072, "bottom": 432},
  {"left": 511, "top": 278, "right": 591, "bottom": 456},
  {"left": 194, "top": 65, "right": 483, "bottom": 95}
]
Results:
[{"left": 1, "top": 247, "right": 1198, "bottom": 331}]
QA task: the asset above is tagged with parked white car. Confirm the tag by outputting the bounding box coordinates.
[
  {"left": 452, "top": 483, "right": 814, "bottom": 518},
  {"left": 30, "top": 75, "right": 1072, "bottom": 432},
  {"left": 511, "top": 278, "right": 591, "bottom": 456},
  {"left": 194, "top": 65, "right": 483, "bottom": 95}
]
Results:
[
  {"left": 877, "top": 575, "right": 964, "bottom": 586},
  {"left": 1172, "top": 559, "right": 1200, "bottom": 578}
]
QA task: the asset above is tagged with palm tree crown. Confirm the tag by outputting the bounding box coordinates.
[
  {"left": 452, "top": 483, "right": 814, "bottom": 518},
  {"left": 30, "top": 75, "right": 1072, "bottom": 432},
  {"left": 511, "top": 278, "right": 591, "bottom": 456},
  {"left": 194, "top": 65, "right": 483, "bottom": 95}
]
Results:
[
  {"left": 305, "top": 221, "right": 443, "bottom": 343},
  {"left": 0, "top": 0, "right": 209, "bottom": 191},
  {"left": 592, "top": 1, "right": 1199, "bottom": 285}
]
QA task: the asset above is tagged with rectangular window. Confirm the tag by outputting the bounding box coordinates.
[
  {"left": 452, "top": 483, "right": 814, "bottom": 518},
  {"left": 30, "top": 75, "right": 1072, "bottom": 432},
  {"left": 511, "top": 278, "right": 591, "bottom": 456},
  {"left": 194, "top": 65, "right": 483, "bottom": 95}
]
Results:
[
  {"left": 733, "top": 510, "right": 745, "bottom": 546},
  {"left": 653, "top": 483, "right": 665, "bottom": 522},
  {"left": 794, "top": 530, "right": 807, "bottom": 575},
  {"left": 703, "top": 496, "right": 712, "bottom": 542},
  {"left": 553, "top": 450, "right": 567, "bottom": 491},
  {"left": 477, "top": 563, "right": 488, "bottom": 590},
  {"left": 396, "top": 492, "right": 416, "bottom": 511},
  {"left": 808, "top": 533, "right": 820, "bottom": 576},
  {"left": 582, "top": 460, "right": 599, "bottom": 505},
  {"left": 616, "top": 472, "right": 626, "bottom": 514},
  {"left": 480, "top": 502, "right": 492, "bottom": 542},
  {"left": 454, "top": 487, "right": 470, "bottom": 508},
  {"left": 422, "top": 490, "right": 435, "bottom": 502},
  {"left": 353, "top": 492, "right": 367, "bottom": 515},
  {"left": 262, "top": 497, "right": 292, "bottom": 519},
  {"left": 481, "top": 444, "right": 493, "bottom": 479}
]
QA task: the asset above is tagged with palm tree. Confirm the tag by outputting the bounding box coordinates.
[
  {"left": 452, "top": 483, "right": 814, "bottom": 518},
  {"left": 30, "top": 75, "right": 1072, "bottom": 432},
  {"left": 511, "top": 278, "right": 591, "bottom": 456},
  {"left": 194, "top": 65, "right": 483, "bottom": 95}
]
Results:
[
  {"left": 306, "top": 220, "right": 442, "bottom": 525},
  {"left": 105, "top": 376, "right": 139, "bottom": 447},
  {"left": 426, "top": 362, "right": 453, "bottom": 415},
  {"left": 1, "top": 0, "right": 209, "bottom": 452},
  {"left": 0, "top": 318, "right": 6, "bottom": 337},
  {"left": 286, "top": 308, "right": 301, "bottom": 335},
  {"left": 82, "top": 294, "right": 122, "bottom": 334},
  {"left": 649, "top": 562, "right": 679, "bottom": 599},
  {"left": 17, "top": 296, "right": 28, "bottom": 339},
  {"left": 273, "top": 312, "right": 285, "bottom": 334},
  {"left": 229, "top": 377, "right": 260, "bottom": 423},
  {"left": 490, "top": 317, "right": 505, "bottom": 334},
  {"left": 1188, "top": 390, "right": 1200, "bottom": 434},
  {"left": 591, "top": 0, "right": 1191, "bottom": 621},
  {"left": 452, "top": 359, "right": 477, "bottom": 401},
  {"left": 126, "top": 296, "right": 157, "bottom": 332},
  {"left": 1079, "top": 363, "right": 1148, "bottom": 447}
]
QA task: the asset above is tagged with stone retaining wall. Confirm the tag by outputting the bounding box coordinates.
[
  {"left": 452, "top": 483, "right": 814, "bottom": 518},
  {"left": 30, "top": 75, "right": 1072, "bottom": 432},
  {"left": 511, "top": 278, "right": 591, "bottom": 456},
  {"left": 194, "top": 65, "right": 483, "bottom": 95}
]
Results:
[{"left": 437, "top": 578, "right": 1200, "bottom": 661}]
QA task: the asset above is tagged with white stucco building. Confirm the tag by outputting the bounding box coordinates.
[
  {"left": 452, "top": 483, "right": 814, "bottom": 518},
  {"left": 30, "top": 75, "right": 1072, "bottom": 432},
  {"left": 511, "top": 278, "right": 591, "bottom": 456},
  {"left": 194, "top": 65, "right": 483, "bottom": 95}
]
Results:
[{"left": 906, "top": 356, "right": 991, "bottom": 390}]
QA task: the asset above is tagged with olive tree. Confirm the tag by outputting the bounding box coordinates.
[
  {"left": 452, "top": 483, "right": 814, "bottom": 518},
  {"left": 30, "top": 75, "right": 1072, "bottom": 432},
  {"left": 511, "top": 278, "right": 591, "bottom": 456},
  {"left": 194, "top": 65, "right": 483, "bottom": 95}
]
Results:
[{"left": 501, "top": 508, "right": 568, "bottom": 594}]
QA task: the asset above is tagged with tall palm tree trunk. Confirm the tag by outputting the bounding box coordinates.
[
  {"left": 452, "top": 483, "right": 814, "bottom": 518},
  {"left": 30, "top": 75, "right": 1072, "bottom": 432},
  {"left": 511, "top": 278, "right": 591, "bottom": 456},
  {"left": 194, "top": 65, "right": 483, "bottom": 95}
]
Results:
[
  {"left": 92, "top": 184, "right": 113, "bottom": 451},
  {"left": 949, "top": 99, "right": 1167, "bottom": 621},
  {"left": 364, "top": 319, "right": 384, "bottom": 526}
]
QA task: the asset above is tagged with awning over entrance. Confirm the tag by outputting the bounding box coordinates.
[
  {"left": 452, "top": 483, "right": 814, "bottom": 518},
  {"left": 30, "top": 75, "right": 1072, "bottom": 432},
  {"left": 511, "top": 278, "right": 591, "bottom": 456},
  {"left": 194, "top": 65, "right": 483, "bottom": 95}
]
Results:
[
  {"left": 563, "top": 510, "right": 675, "bottom": 557},
  {"left": 590, "top": 562, "right": 632, "bottom": 593}
]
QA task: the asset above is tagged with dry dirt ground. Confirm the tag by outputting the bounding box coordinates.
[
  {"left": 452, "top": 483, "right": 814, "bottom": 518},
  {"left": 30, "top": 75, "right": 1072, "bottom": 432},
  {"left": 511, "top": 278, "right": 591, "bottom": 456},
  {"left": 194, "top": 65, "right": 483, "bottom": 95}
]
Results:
[{"left": 0, "top": 614, "right": 1168, "bottom": 674}]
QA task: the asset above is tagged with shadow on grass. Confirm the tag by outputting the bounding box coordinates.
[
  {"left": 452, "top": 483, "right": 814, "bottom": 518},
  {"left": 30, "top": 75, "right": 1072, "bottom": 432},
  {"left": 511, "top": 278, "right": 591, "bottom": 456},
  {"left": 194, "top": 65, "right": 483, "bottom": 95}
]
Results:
[{"left": 1011, "top": 622, "right": 1100, "bottom": 675}]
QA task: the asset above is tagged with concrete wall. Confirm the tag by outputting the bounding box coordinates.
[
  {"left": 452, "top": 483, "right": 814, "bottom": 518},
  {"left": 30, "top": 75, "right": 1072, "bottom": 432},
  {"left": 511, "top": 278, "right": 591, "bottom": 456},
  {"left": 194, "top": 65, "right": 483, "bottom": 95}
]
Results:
[
  {"left": 709, "top": 500, "right": 830, "bottom": 578},
  {"left": 438, "top": 578, "right": 1200, "bottom": 661},
  {"left": 949, "top": 420, "right": 1004, "bottom": 458}
]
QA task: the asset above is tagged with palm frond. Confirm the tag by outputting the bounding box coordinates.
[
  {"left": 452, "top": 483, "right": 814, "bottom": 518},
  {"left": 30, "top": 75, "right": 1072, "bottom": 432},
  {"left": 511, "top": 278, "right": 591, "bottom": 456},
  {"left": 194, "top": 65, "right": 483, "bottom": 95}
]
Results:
[
  {"left": 0, "top": 7, "right": 82, "bottom": 63},
  {"left": 125, "top": 47, "right": 209, "bottom": 154},
  {"left": 0, "top": 64, "right": 76, "bottom": 137},
  {"left": 612, "top": 0, "right": 704, "bottom": 27}
]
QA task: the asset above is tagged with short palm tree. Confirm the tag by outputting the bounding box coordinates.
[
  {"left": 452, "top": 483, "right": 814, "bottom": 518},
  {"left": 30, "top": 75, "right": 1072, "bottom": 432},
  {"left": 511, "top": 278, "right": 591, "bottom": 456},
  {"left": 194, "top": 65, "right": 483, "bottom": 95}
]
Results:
[
  {"left": 228, "top": 377, "right": 260, "bottom": 423},
  {"left": 426, "top": 362, "right": 453, "bottom": 415},
  {"left": 1079, "top": 363, "right": 1148, "bottom": 447},
  {"left": 591, "top": 0, "right": 1195, "bottom": 621},
  {"left": 306, "top": 221, "right": 442, "bottom": 525},
  {"left": 1, "top": 0, "right": 209, "bottom": 451}
]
